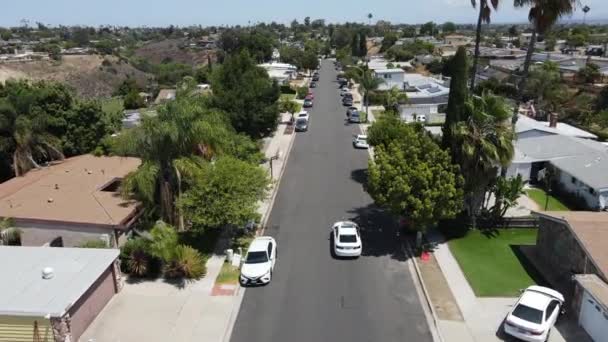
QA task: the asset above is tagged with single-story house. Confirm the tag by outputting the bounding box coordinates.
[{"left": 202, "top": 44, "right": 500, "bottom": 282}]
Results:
[
  {"left": 534, "top": 212, "right": 608, "bottom": 342},
  {"left": 0, "top": 155, "right": 142, "bottom": 247},
  {"left": 258, "top": 62, "right": 297, "bottom": 85},
  {"left": 398, "top": 74, "right": 450, "bottom": 123},
  {"left": 0, "top": 246, "right": 122, "bottom": 342},
  {"left": 516, "top": 114, "right": 598, "bottom": 140},
  {"left": 154, "top": 89, "right": 176, "bottom": 104},
  {"left": 373, "top": 68, "right": 407, "bottom": 91},
  {"left": 506, "top": 133, "right": 608, "bottom": 210}
]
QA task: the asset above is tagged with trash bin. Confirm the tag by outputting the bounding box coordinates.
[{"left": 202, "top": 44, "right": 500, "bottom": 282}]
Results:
[{"left": 225, "top": 249, "right": 233, "bottom": 263}]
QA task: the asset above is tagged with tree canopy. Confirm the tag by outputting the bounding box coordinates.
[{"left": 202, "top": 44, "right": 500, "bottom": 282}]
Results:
[
  {"left": 367, "top": 116, "right": 463, "bottom": 232},
  {"left": 210, "top": 50, "right": 280, "bottom": 138}
]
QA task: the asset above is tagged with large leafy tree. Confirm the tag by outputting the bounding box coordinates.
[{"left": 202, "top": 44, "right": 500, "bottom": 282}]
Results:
[
  {"left": 114, "top": 96, "right": 261, "bottom": 230},
  {"left": 178, "top": 156, "right": 270, "bottom": 230},
  {"left": 442, "top": 47, "right": 469, "bottom": 150},
  {"left": 210, "top": 50, "right": 280, "bottom": 138},
  {"left": 515, "top": 0, "right": 577, "bottom": 92},
  {"left": 451, "top": 93, "right": 514, "bottom": 227},
  {"left": 470, "top": 0, "right": 500, "bottom": 91},
  {"left": 367, "top": 116, "right": 463, "bottom": 232},
  {"left": 524, "top": 61, "right": 566, "bottom": 115}
]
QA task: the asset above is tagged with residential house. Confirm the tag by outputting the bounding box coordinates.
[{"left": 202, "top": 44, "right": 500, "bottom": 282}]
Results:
[
  {"left": 258, "top": 62, "right": 298, "bottom": 85},
  {"left": 0, "top": 155, "right": 142, "bottom": 247},
  {"left": 373, "top": 69, "right": 407, "bottom": 91},
  {"left": 0, "top": 246, "right": 122, "bottom": 342},
  {"left": 399, "top": 74, "right": 450, "bottom": 123},
  {"left": 367, "top": 57, "right": 412, "bottom": 71},
  {"left": 154, "top": 89, "right": 176, "bottom": 104},
  {"left": 533, "top": 212, "right": 608, "bottom": 342},
  {"left": 506, "top": 121, "right": 608, "bottom": 210}
]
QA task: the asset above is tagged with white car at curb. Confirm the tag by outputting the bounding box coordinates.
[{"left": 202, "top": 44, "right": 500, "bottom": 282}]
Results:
[
  {"left": 353, "top": 134, "right": 369, "bottom": 149},
  {"left": 504, "top": 285, "right": 564, "bottom": 342},
  {"left": 240, "top": 236, "right": 277, "bottom": 285},
  {"left": 332, "top": 221, "right": 362, "bottom": 258}
]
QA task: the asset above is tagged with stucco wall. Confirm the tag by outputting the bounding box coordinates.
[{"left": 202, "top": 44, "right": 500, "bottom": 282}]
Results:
[
  {"left": 555, "top": 168, "right": 600, "bottom": 209},
  {"left": 506, "top": 162, "right": 532, "bottom": 182},
  {"left": 16, "top": 221, "right": 118, "bottom": 247},
  {"left": 537, "top": 217, "right": 601, "bottom": 298}
]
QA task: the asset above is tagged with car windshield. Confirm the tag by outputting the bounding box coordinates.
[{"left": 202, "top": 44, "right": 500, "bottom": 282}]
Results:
[
  {"left": 339, "top": 234, "right": 357, "bottom": 243},
  {"left": 296, "top": 119, "right": 307, "bottom": 125},
  {"left": 245, "top": 251, "right": 269, "bottom": 264},
  {"left": 358, "top": 137, "right": 366, "bottom": 142},
  {"left": 512, "top": 304, "right": 543, "bottom": 324}
]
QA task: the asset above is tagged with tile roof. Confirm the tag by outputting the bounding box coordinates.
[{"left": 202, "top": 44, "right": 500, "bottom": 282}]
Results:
[{"left": 0, "top": 155, "right": 141, "bottom": 226}]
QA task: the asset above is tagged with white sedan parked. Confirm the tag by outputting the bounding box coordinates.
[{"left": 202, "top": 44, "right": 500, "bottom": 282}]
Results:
[
  {"left": 353, "top": 134, "right": 369, "bottom": 149},
  {"left": 240, "top": 236, "right": 277, "bottom": 285},
  {"left": 332, "top": 221, "right": 362, "bottom": 258},
  {"left": 504, "top": 286, "right": 564, "bottom": 342}
]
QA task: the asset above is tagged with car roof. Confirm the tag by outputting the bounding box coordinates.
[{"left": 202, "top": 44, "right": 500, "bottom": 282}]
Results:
[
  {"left": 248, "top": 237, "right": 274, "bottom": 252},
  {"left": 338, "top": 227, "right": 358, "bottom": 235},
  {"left": 519, "top": 289, "right": 553, "bottom": 310}
]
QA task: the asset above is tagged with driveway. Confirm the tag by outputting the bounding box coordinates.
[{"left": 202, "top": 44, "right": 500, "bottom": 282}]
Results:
[{"left": 229, "top": 60, "right": 433, "bottom": 342}]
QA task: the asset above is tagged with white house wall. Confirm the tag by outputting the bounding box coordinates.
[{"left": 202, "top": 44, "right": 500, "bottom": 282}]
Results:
[
  {"left": 506, "top": 162, "right": 532, "bottom": 182},
  {"left": 399, "top": 105, "right": 436, "bottom": 122},
  {"left": 556, "top": 168, "right": 600, "bottom": 209}
]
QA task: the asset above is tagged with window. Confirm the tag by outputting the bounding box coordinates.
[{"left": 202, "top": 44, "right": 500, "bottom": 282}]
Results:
[
  {"left": 571, "top": 176, "right": 577, "bottom": 184},
  {"left": 512, "top": 304, "right": 543, "bottom": 324},
  {"left": 267, "top": 242, "right": 273, "bottom": 256},
  {"left": 339, "top": 234, "right": 357, "bottom": 243},
  {"left": 245, "top": 251, "right": 268, "bottom": 264},
  {"left": 545, "top": 301, "right": 559, "bottom": 320},
  {"left": 383, "top": 74, "right": 391, "bottom": 79}
]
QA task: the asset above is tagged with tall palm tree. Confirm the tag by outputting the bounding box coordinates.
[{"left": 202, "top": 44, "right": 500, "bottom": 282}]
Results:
[
  {"left": 470, "top": 0, "right": 500, "bottom": 91},
  {"left": 383, "top": 86, "right": 409, "bottom": 115},
  {"left": 452, "top": 93, "right": 514, "bottom": 227},
  {"left": 0, "top": 99, "right": 64, "bottom": 177},
  {"left": 350, "top": 66, "right": 384, "bottom": 121},
  {"left": 114, "top": 96, "right": 243, "bottom": 230},
  {"left": 515, "top": 0, "right": 577, "bottom": 90}
]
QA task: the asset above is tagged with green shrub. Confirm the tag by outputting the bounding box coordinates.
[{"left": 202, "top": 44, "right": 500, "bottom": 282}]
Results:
[
  {"left": 120, "top": 238, "right": 161, "bottom": 278},
  {"left": 164, "top": 245, "right": 207, "bottom": 279},
  {"left": 78, "top": 239, "right": 108, "bottom": 248},
  {"left": 148, "top": 221, "right": 179, "bottom": 262},
  {"left": 367, "top": 91, "right": 386, "bottom": 105},
  {"left": 280, "top": 85, "right": 295, "bottom": 94},
  {"left": 296, "top": 86, "right": 309, "bottom": 99}
]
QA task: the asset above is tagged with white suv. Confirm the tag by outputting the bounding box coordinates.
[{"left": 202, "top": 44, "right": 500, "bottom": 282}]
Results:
[
  {"left": 332, "top": 221, "right": 362, "bottom": 258},
  {"left": 240, "top": 236, "right": 277, "bottom": 285}
]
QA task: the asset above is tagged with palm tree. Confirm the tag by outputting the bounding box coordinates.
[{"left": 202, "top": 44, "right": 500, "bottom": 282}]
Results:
[
  {"left": 0, "top": 217, "right": 21, "bottom": 246},
  {"left": 0, "top": 99, "right": 64, "bottom": 177},
  {"left": 114, "top": 96, "right": 242, "bottom": 230},
  {"left": 452, "top": 93, "right": 514, "bottom": 227},
  {"left": 383, "top": 86, "right": 408, "bottom": 115},
  {"left": 470, "top": 0, "right": 500, "bottom": 91},
  {"left": 515, "top": 0, "right": 577, "bottom": 90},
  {"left": 350, "top": 66, "right": 384, "bottom": 121}
]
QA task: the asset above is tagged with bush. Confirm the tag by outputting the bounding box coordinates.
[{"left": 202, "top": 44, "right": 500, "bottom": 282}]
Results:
[
  {"left": 164, "top": 245, "right": 207, "bottom": 279},
  {"left": 280, "top": 85, "right": 295, "bottom": 94},
  {"left": 296, "top": 86, "right": 308, "bottom": 99},
  {"left": 120, "top": 238, "right": 161, "bottom": 278},
  {"left": 78, "top": 239, "right": 108, "bottom": 248}
]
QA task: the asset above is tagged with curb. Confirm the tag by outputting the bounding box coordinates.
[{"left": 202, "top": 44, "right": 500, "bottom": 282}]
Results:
[
  {"left": 222, "top": 126, "right": 296, "bottom": 342},
  {"left": 402, "top": 241, "right": 445, "bottom": 342}
]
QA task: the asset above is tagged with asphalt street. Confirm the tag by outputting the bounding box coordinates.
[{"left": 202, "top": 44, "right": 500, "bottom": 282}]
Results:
[{"left": 230, "top": 60, "right": 433, "bottom": 342}]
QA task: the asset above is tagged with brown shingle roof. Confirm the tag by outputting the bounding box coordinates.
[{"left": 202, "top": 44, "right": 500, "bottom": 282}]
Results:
[
  {"left": 0, "top": 155, "right": 141, "bottom": 226},
  {"left": 536, "top": 211, "right": 608, "bottom": 280}
]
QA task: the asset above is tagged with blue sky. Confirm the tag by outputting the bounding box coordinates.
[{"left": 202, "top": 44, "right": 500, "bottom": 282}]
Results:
[{"left": 2, "top": 0, "right": 607, "bottom": 27}]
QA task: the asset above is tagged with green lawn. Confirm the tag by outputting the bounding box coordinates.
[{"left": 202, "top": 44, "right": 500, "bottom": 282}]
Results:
[
  {"left": 215, "top": 262, "right": 240, "bottom": 284},
  {"left": 526, "top": 188, "right": 570, "bottom": 211},
  {"left": 448, "top": 229, "right": 540, "bottom": 297}
]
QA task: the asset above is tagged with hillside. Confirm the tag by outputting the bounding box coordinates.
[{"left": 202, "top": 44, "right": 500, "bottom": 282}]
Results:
[
  {"left": 135, "top": 38, "right": 216, "bottom": 66},
  {"left": 0, "top": 55, "right": 153, "bottom": 98}
]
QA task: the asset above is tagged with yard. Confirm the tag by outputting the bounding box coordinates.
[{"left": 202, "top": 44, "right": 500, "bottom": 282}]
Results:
[
  {"left": 526, "top": 188, "right": 570, "bottom": 211},
  {"left": 448, "top": 229, "right": 541, "bottom": 297}
]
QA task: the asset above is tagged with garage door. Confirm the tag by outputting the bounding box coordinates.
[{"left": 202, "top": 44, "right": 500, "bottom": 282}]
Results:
[
  {"left": 68, "top": 266, "right": 117, "bottom": 341},
  {"left": 579, "top": 291, "right": 608, "bottom": 342},
  {"left": 0, "top": 316, "right": 52, "bottom": 342}
]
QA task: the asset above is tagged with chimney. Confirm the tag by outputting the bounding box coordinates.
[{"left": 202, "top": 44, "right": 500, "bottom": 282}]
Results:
[{"left": 549, "top": 112, "right": 558, "bottom": 128}]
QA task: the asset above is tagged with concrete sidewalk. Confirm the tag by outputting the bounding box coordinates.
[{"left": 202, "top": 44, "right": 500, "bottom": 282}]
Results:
[{"left": 81, "top": 113, "right": 297, "bottom": 342}]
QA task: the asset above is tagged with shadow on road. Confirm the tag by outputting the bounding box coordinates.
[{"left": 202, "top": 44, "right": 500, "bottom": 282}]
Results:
[
  {"left": 350, "top": 168, "right": 368, "bottom": 187},
  {"left": 346, "top": 204, "right": 409, "bottom": 261}
]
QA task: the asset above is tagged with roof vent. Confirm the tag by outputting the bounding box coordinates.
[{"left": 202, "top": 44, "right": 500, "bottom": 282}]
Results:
[{"left": 42, "top": 267, "right": 54, "bottom": 279}]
